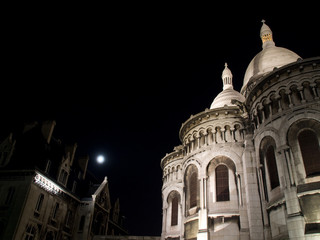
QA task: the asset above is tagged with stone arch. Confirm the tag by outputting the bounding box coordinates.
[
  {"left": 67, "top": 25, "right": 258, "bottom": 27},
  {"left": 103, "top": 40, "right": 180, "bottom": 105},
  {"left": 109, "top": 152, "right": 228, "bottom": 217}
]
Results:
[
  {"left": 259, "top": 136, "right": 280, "bottom": 201},
  {"left": 200, "top": 147, "right": 244, "bottom": 176},
  {"left": 262, "top": 97, "right": 271, "bottom": 120},
  {"left": 279, "top": 110, "right": 320, "bottom": 145},
  {"left": 215, "top": 126, "right": 223, "bottom": 143},
  {"left": 301, "top": 80, "right": 314, "bottom": 102},
  {"left": 289, "top": 84, "right": 301, "bottom": 106},
  {"left": 206, "top": 156, "right": 238, "bottom": 213},
  {"left": 167, "top": 190, "right": 182, "bottom": 227},
  {"left": 279, "top": 88, "right": 290, "bottom": 110},
  {"left": 198, "top": 129, "right": 206, "bottom": 147},
  {"left": 254, "top": 127, "right": 281, "bottom": 151},
  {"left": 287, "top": 118, "right": 320, "bottom": 183},
  {"left": 207, "top": 156, "right": 236, "bottom": 173},
  {"left": 234, "top": 124, "right": 242, "bottom": 142},
  {"left": 224, "top": 124, "right": 233, "bottom": 142},
  {"left": 184, "top": 164, "right": 199, "bottom": 216},
  {"left": 269, "top": 92, "right": 280, "bottom": 115}
]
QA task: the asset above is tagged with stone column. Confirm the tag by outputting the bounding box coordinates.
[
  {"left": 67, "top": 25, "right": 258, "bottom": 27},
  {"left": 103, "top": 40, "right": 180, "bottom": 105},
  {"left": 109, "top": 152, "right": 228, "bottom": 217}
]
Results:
[
  {"left": 275, "top": 94, "right": 282, "bottom": 113},
  {"left": 161, "top": 207, "right": 167, "bottom": 240},
  {"left": 277, "top": 146, "right": 305, "bottom": 240},
  {"left": 242, "top": 134, "right": 264, "bottom": 239},
  {"left": 197, "top": 178, "right": 208, "bottom": 240},
  {"left": 310, "top": 83, "right": 319, "bottom": 99},
  {"left": 297, "top": 86, "right": 306, "bottom": 103}
]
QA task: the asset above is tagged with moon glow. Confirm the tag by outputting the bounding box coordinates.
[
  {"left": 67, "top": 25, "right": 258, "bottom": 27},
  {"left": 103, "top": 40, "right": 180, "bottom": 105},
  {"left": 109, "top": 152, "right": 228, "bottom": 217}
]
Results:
[{"left": 97, "top": 155, "right": 105, "bottom": 164}]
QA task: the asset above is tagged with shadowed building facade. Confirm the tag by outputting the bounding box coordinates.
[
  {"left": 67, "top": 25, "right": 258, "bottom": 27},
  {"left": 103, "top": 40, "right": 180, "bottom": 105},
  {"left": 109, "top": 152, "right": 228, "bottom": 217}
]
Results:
[
  {"left": 160, "top": 21, "right": 320, "bottom": 240},
  {"left": 0, "top": 121, "right": 128, "bottom": 239}
]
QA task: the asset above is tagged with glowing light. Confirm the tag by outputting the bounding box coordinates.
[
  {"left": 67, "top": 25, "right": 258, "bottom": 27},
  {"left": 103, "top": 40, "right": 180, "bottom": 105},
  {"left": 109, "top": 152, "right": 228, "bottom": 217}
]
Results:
[
  {"left": 97, "top": 155, "right": 105, "bottom": 164},
  {"left": 34, "top": 172, "right": 63, "bottom": 195}
]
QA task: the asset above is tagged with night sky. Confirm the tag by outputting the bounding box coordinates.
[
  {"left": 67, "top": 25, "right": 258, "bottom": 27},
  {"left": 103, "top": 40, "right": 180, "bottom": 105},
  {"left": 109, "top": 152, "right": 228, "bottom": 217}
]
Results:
[{"left": 1, "top": 4, "right": 319, "bottom": 236}]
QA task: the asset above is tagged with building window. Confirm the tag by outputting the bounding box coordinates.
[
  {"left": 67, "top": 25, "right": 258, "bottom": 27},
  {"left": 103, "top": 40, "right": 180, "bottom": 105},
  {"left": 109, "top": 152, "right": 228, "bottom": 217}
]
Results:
[
  {"left": 266, "top": 145, "right": 280, "bottom": 189},
  {"left": 298, "top": 129, "right": 320, "bottom": 177},
  {"left": 189, "top": 172, "right": 197, "bottom": 208},
  {"left": 35, "top": 194, "right": 44, "bottom": 212},
  {"left": 52, "top": 203, "right": 59, "bottom": 220},
  {"left": 58, "top": 169, "right": 68, "bottom": 185},
  {"left": 25, "top": 225, "right": 36, "bottom": 240},
  {"left": 65, "top": 210, "right": 72, "bottom": 227},
  {"left": 171, "top": 196, "right": 178, "bottom": 226},
  {"left": 216, "top": 165, "right": 229, "bottom": 201}
]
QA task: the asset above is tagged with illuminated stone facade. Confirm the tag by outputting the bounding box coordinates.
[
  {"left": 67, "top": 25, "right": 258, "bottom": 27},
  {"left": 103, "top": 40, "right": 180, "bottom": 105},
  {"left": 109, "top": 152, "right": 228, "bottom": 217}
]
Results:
[
  {"left": 160, "top": 21, "right": 320, "bottom": 240},
  {"left": 0, "top": 121, "right": 128, "bottom": 239}
]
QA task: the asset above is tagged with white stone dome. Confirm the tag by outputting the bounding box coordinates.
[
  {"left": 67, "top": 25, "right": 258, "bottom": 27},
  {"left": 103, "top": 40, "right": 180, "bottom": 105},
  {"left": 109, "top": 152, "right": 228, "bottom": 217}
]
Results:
[
  {"left": 241, "top": 20, "right": 301, "bottom": 92},
  {"left": 210, "top": 63, "right": 245, "bottom": 109},
  {"left": 210, "top": 88, "right": 245, "bottom": 109}
]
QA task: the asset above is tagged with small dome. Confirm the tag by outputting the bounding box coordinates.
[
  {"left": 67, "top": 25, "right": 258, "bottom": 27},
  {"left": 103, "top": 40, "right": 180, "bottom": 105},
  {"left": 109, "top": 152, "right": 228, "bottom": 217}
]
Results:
[
  {"left": 210, "top": 64, "right": 245, "bottom": 109},
  {"left": 210, "top": 88, "right": 245, "bottom": 109},
  {"left": 241, "top": 20, "right": 301, "bottom": 92}
]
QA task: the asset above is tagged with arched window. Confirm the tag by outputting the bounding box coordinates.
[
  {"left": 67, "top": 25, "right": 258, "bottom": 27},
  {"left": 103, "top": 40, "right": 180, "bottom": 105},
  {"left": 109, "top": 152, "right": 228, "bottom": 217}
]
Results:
[
  {"left": 171, "top": 196, "right": 178, "bottom": 226},
  {"left": 189, "top": 172, "right": 197, "bottom": 208},
  {"left": 216, "top": 165, "right": 229, "bottom": 201},
  {"left": 58, "top": 169, "right": 68, "bottom": 185},
  {"left": 266, "top": 145, "right": 280, "bottom": 189},
  {"left": 298, "top": 129, "right": 320, "bottom": 177}
]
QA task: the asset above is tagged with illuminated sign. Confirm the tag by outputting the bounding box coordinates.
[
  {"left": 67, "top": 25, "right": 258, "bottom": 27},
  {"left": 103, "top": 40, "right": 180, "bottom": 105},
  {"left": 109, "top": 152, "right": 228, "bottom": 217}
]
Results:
[{"left": 34, "top": 173, "right": 63, "bottom": 195}]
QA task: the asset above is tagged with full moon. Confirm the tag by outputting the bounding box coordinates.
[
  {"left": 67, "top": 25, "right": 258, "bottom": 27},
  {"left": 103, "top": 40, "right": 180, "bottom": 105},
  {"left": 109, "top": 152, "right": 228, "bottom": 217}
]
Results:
[{"left": 97, "top": 155, "right": 105, "bottom": 164}]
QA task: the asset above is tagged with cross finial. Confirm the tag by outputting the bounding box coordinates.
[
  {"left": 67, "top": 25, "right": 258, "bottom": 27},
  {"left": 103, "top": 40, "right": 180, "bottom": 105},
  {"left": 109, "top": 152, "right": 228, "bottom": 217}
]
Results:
[
  {"left": 261, "top": 19, "right": 265, "bottom": 24},
  {"left": 224, "top": 62, "right": 228, "bottom": 68}
]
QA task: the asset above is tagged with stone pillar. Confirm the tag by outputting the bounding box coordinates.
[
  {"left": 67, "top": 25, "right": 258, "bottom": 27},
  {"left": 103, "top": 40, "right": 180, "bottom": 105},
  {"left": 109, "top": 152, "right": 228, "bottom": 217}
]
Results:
[
  {"left": 242, "top": 134, "right": 264, "bottom": 239},
  {"left": 286, "top": 90, "right": 294, "bottom": 108},
  {"left": 297, "top": 86, "right": 306, "bottom": 103},
  {"left": 204, "top": 132, "right": 208, "bottom": 146},
  {"left": 275, "top": 94, "right": 282, "bottom": 113},
  {"left": 310, "top": 83, "right": 319, "bottom": 99},
  {"left": 197, "top": 178, "right": 208, "bottom": 240},
  {"left": 277, "top": 146, "right": 306, "bottom": 240},
  {"left": 161, "top": 207, "right": 167, "bottom": 240}
]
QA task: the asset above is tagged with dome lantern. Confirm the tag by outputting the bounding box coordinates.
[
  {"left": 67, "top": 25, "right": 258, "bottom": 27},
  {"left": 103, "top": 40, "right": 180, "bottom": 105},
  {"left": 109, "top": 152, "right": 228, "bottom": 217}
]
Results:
[
  {"left": 210, "top": 64, "right": 245, "bottom": 109},
  {"left": 260, "top": 19, "right": 275, "bottom": 49},
  {"left": 222, "top": 63, "right": 233, "bottom": 90},
  {"left": 241, "top": 20, "right": 301, "bottom": 93}
]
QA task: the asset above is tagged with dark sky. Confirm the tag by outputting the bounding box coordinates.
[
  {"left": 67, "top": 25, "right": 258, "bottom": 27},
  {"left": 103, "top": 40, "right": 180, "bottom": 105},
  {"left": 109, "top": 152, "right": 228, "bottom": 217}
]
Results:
[{"left": 1, "top": 4, "right": 319, "bottom": 236}]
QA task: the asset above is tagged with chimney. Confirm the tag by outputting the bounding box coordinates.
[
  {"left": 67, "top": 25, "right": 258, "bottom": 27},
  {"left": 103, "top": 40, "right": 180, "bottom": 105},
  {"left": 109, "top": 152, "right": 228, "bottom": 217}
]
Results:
[
  {"left": 41, "top": 120, "right": 56, "bottom": 144},
  {"left": 78, "top": 155, "right": 89, "bottom": 180},
  {"left": 65, "top": 143, "right": 78, "bottom": 166}
]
